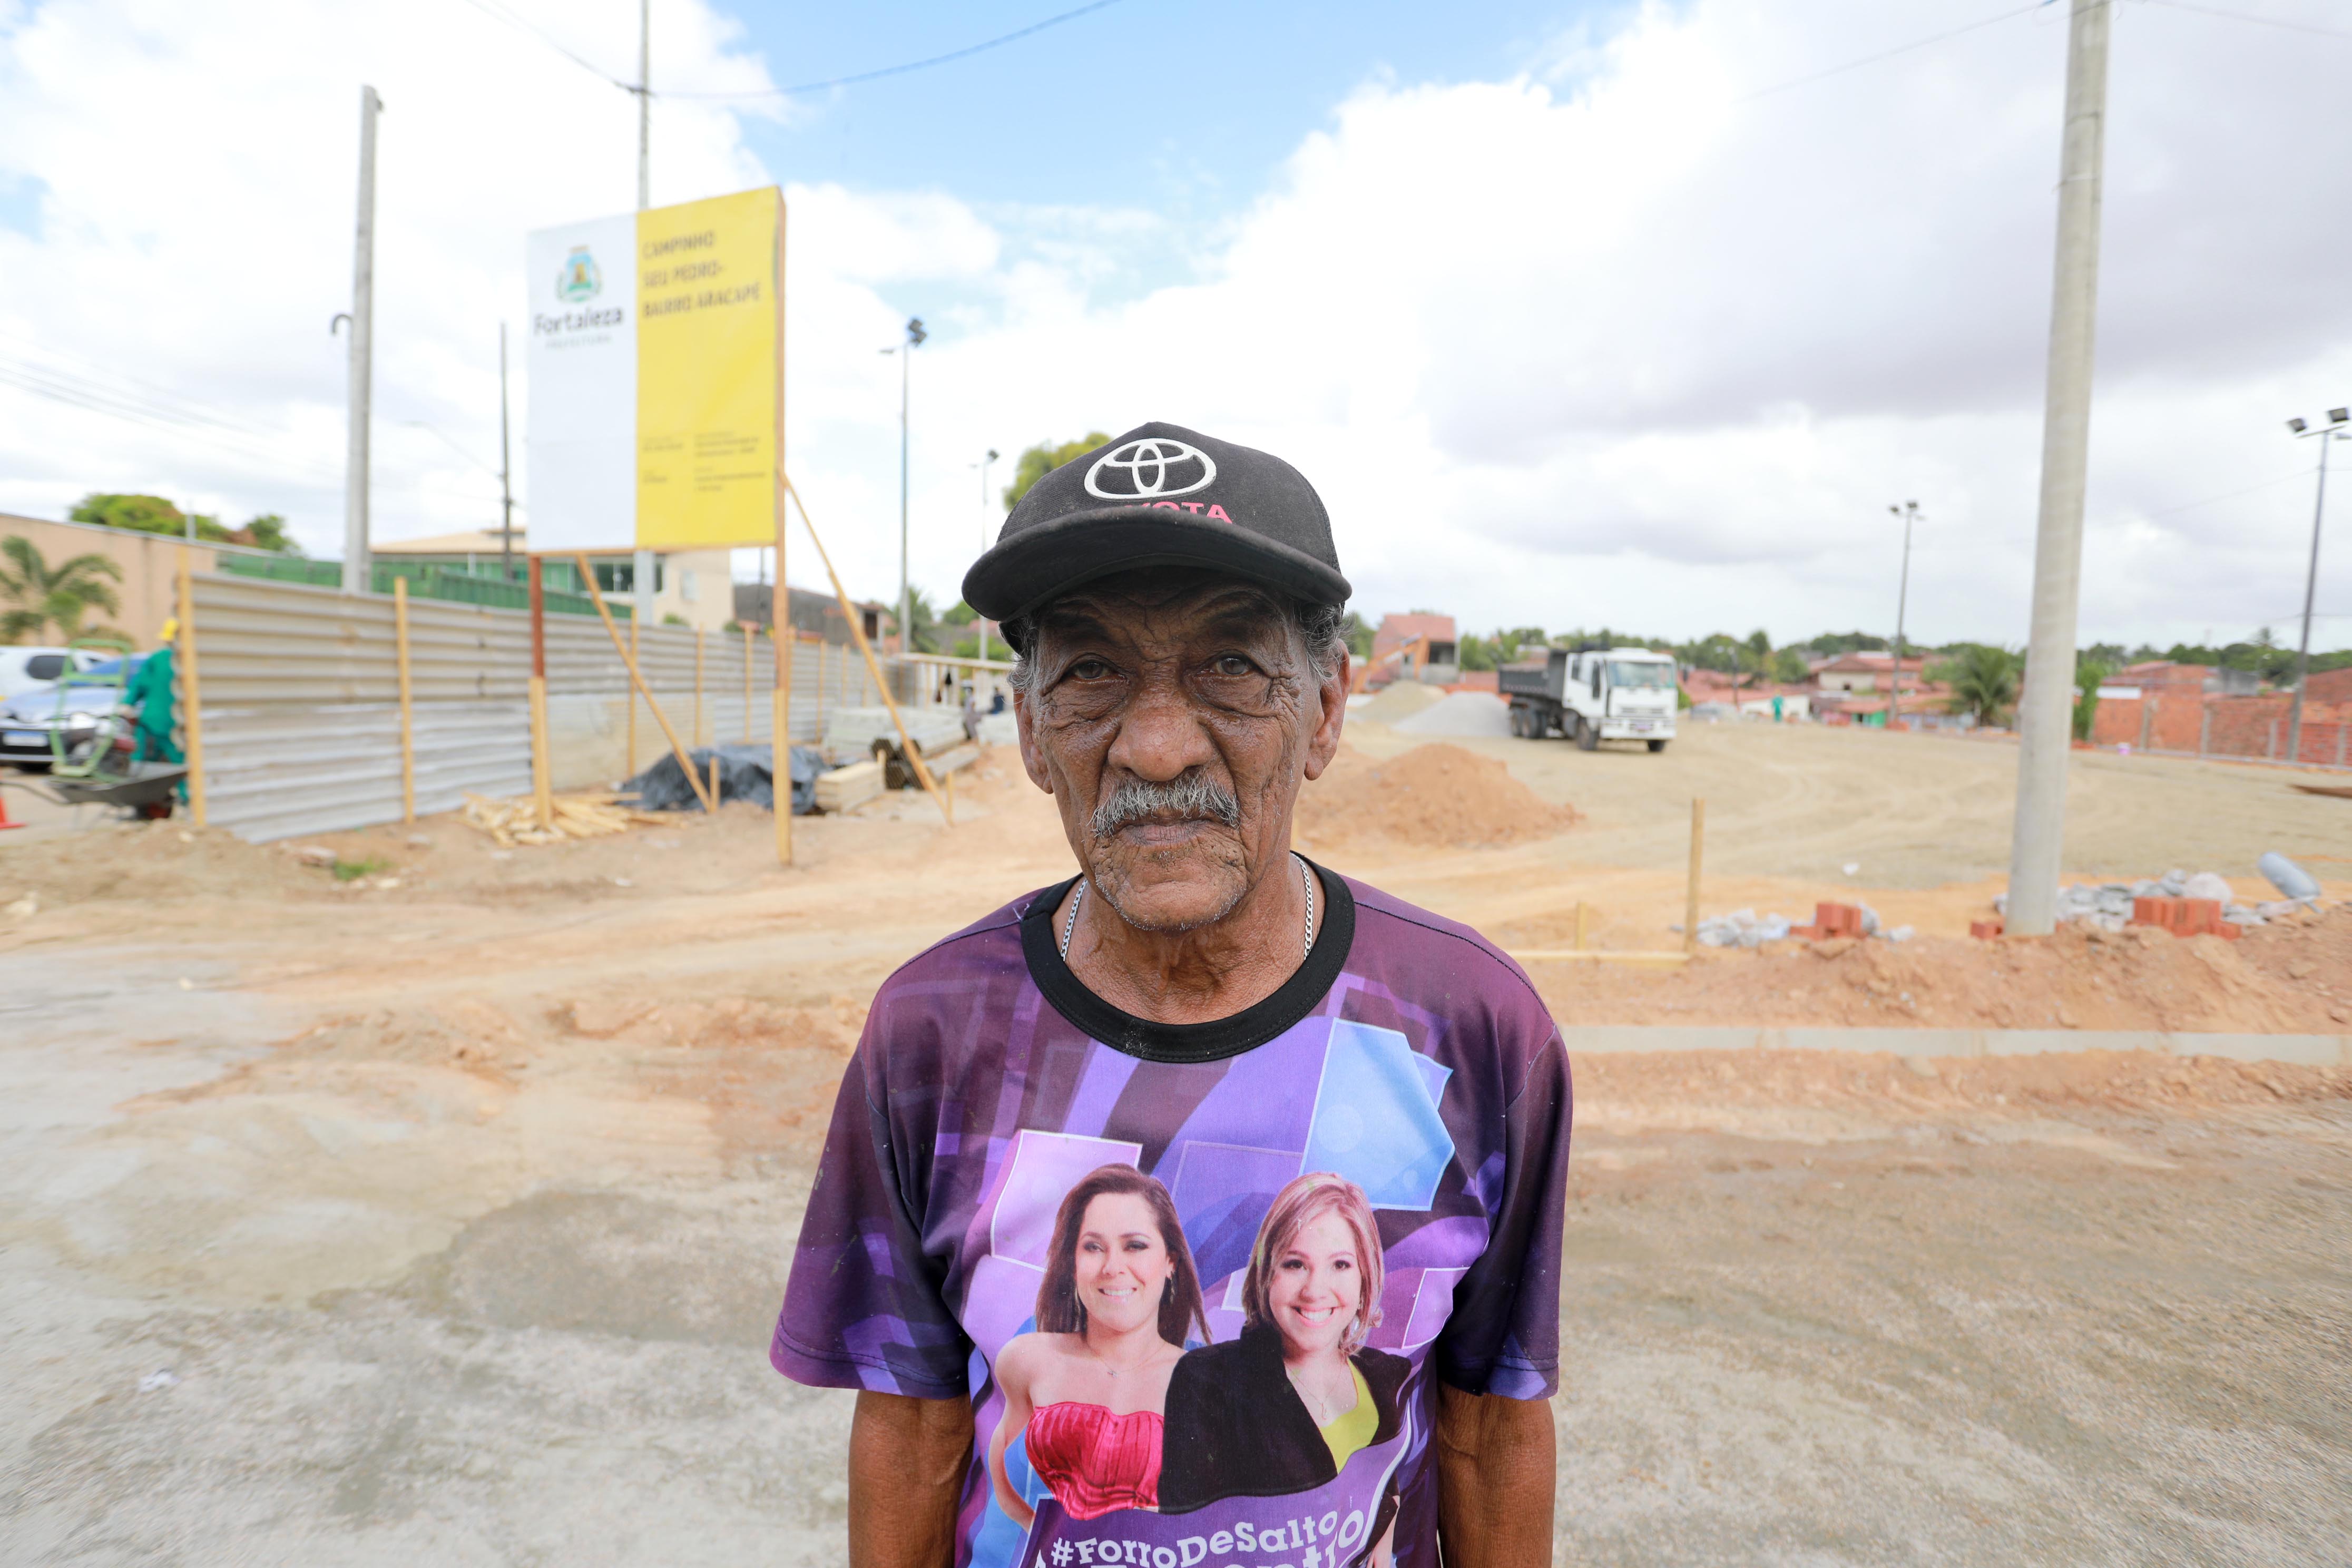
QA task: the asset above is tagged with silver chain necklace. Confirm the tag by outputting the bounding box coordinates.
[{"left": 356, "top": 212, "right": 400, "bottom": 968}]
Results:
[{"left": 1062, "top": 853, "right": 1317, "bottom": 962}]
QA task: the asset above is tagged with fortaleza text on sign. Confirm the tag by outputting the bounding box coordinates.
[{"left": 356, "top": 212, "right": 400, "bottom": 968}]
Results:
[{"left": 524, "top": 187, "right": 781, "bottom": 553}]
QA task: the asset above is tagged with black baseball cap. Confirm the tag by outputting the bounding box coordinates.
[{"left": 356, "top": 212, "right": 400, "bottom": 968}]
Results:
[{"left": 961, "top": 422, "right": 1351, "bottom": 622}]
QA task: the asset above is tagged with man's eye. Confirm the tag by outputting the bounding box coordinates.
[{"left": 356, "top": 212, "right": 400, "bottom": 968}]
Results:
[
  {"left": 1212, "top": 655, "right": 1253, "bottom": 677},
  {"left": 1068, "top": 659, "right": 1114, "bottom": 680}
]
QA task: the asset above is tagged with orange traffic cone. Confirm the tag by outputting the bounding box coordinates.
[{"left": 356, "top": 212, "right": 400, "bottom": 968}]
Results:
[{"left": 0, "top": 785, "right": 24, "bottom": 831}]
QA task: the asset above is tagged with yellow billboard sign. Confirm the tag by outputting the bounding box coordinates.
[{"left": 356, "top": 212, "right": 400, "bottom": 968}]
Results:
[{"left": 527, "top": 187, "right": 782, "bottom": 552}]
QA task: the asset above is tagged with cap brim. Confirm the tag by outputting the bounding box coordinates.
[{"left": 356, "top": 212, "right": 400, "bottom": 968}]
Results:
[{"left": 962, "top": 506, "right": 1353, "bottom": 623}]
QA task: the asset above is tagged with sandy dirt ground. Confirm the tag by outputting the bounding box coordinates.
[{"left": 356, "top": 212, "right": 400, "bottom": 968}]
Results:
[{"left": 3, "top": 722, "right": 2350, "bottom": 1564}]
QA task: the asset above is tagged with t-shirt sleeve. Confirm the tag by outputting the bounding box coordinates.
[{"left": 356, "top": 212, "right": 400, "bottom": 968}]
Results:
[
  {"left": 770, "top": 1050, "right": 973, "bottom": 1399},
  {"left": 1433, "top": 1030, "right": 1571, "bottom": 1399}
]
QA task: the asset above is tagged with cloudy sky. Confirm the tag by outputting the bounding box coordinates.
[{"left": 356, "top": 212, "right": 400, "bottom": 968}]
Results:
[{"left": 2, "top": 0, "right": 2349, "bottom": 650}]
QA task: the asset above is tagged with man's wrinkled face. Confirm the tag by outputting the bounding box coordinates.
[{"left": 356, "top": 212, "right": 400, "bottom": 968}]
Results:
[{"left": 1015, "top": 569, "right": 1343, "bottom": 935}]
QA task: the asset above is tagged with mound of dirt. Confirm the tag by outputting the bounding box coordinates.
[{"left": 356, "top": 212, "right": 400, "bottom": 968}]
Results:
[
  {"left": 1391, "top": 691, "right": 1512, "bottom": 737},
  {"left": 1296, "top": 742, "right": 1579, "bottom": 852},
  {"left": 1521, "top": 902, "right": 2352, "bottom": 1034},
  {"left": 1353, "top": 682, "right": 1445, "bottom": 726}
]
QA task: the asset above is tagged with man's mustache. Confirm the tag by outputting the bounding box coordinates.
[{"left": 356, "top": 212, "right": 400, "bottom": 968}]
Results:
[{"left": 1091, "top": 773, "right": 1243, "bottom": 839}]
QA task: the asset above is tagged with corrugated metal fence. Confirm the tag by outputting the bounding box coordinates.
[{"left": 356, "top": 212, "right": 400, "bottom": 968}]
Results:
[{"left": 185, "top": 573, "right": 934, "bottom": 842}]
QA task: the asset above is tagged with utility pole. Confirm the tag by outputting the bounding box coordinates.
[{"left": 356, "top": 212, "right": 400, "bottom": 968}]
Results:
[
  {"left": 978, "top": 447, "right": 998, "bottom": 663},
  {"left": 2005, "top": 0, "right": 2111, "bottom": 935},
  {"left": 896, "top": 316, "right": 926, "bottom": 655},
  {"left": 498, "top": 322, "right": 516, "bottom": 581},
  {"left": 632, "top": 8, "right": 654, "bottom": 631},
  {"left": 2285, "top": 409, "right": 2349, "bottom": 764},
  {"left": 342, "top": 85, "right": 381, "bottom": 595},
  {"left": 1889, "top": 501, "right": 1918, "bottom": 726},
  {"left": 636, "top": 0, "right": 651, "bottom": 211}
]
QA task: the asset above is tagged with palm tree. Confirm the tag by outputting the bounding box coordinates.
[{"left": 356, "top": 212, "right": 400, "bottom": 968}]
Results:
[
  {"left": 1943, "top": 644, "right": 2022, "bottom": 727},
  {"left": 0, "top": 536, "right": 123, "bottom": 644}
]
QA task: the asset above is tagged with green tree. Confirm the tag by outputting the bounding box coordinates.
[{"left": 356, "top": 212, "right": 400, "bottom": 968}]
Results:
[
  {"left": 0, "top": 535, "right": 124, "bottom": 643},
  {"left": 1944, "top": 644, "right": 2022, "bottom": 726},
  {"left": 903, "top": 588, "right": 944, "bottom": 654},
  {"left": 70, "top": 493, "right": 299, "bottom": 553},
  {"left": 236, "top": 513, "right": 302, "bottom": 554},
  {"left": 940, "top": 599, "right": 979, "bottom": 628},
  {"left": 1457, "top": 633, "right": 1497, "bottom": 672},
  {"left": 2072, "top": 657, "right": 2110, "bottom": 743},
  {"left": 1003, "top": 433, "right": 1111, "bottom": 510},
  {"left": 1770, "top": 647, "right": 1810, "bottom": 684}
]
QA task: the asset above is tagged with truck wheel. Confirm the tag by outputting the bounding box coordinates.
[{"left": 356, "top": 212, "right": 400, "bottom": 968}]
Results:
[
  {"left": 1575, "top": 719, "right": 1599, "bottom": 752},
  {"left": 1647, "top": 739, "right": 1668, "bottom": 753},
  {"left": 1509, "top": 707, "right": 1527, "bottom": 739}
]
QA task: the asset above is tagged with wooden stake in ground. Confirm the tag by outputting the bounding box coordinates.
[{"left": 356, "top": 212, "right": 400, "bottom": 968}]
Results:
[
  {"left": 394, "top": 575, "right": 415, "bottom": 822},
  {"left": 571, "top": 552, "right": 716, "bottom": 814},
  {"left": 782, "top": 476, "right": 952, "bottom": 825},
  {"left": 175, "top": 547, "right": 206, "bottom": 828},
  {"left": 527, "top": 556, "right": 554, "bottom": 830},
  {"left": 741, "top": 622, "right": 753, "bottom": 744},
  {"left": 1684, "top": 797, "right": 1706, "bottom": 956},
  {"left": 694, "top": 626, "right": 705, "bottom": 748},
  {"left": 626, "top": 610, "right": 640, "bottom": 777}
]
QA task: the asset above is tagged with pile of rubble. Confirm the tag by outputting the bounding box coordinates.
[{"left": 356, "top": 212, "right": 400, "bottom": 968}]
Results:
[
  {"left": 1995, "top": 857, "right": 2322, "bottom": 933},
  {"left": 1692, "top": 902, "right": 1915, "bottom": 949}
]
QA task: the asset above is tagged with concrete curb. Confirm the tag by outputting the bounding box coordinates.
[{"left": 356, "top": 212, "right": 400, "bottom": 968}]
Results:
[{"left": 1560, "top": 1025, "right": 2352, "bottom": 1068}]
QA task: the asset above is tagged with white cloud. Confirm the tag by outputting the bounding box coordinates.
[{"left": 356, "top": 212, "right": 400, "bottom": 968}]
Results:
[{"left": 3, "top": 0, "right": 2348, "bottom": 650}]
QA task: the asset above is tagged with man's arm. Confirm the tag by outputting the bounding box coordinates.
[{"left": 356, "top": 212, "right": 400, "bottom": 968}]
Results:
[
  {"left": 1434, "top": 1384, "right": 1556, "bottom": 1567},
  {"left": 849, "top": 1390, "right": 973, "bottom": 1568}
]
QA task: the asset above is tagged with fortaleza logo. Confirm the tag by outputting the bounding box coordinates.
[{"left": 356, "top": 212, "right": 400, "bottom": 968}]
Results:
[{"left": 557, "top": 244, "right": 602, "bottom": 302}]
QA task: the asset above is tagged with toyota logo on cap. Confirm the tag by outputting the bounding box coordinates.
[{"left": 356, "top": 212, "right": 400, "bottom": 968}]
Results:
[{"left": 1084, "top": 438, "right": 1218, "bottom": 500}]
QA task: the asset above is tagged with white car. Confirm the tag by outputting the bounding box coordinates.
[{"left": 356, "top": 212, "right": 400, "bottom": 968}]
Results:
[{"left": 0, "top": 646, "right": 106, "bottom": 700}]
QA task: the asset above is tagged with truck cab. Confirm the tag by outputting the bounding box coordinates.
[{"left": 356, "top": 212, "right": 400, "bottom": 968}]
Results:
[
  {"left": 1567, "top": 648, "right": 1678, "bottom": 749},
  {"left": 1500, "top": 645, "right": 1679, "bottom": 751}
]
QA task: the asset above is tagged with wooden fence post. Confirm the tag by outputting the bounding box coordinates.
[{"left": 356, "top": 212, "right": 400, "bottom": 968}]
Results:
[
  {"left": 394, "top": 575, "right": 414, "bottom": 822},
  {"left": 695, "top": 625, "right": 706, "bottom": 748},
  {"left": 175, "top": 548, "right": 205, "bottom": 828},
  {"left": 1683, "top": 799, "right": 1706, "bottom": 955},
  {"left": 742, "top": 622, "right": 753, "bottom": 743},
  {"left": 626, "top": 612, "right": 640, "bottom": 775}
]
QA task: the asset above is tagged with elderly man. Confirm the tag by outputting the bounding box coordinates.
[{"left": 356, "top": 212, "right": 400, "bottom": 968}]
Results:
[{"left": 774, "top": 424, "right": 1570, "bottom": 1568}]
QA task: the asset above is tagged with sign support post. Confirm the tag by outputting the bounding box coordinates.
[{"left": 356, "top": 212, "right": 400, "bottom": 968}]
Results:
[
  {"left": 528, "top": 556, "right": 554, "bottom": 829},
  {"left": 772, "top": 196, "right": 792, "bottom": 865}
]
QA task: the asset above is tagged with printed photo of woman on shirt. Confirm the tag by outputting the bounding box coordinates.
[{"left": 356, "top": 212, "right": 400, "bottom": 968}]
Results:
[
  {"left": 987, "top": 1164, "right": 1210, "bottom": 1527},
  {"left": 1159, "top": 1172, "right": 1408, "bottom": 1564}
]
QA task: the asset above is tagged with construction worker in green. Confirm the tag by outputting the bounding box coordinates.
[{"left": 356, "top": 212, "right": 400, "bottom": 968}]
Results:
[{"left": 122, "top": 619, "right": 185, "bottom": 799}]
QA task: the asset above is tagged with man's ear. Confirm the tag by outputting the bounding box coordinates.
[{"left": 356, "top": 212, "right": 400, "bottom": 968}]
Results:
[
  {"left": 1301, "top": 652, "right": 1348, "bottom": 782},
  {"left": 1013, "top": 685, "right": 1054, "bottom": 795}
]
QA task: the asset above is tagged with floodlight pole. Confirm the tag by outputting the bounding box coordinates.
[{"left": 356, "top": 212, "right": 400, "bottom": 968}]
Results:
[
  {"left": 2006, "top": 0, "right": 2111, "bottom": 936},
  {"left": 1889, "top": 502, "right": 1917, "bottom": 726},
  {"left": 2286, "top": 415, "right": 2346, "bottom": 765},
  {"left": 897, "top": 318, "right": 925, "bottom": 659},
  {"left": 341, "top": 86, "right": 381, "bottom": 595},
  {"left": 977, "top": 447, "right": 998, "bottom": 663}
]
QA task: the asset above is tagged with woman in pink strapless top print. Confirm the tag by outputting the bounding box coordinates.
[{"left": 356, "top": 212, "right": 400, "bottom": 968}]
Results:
[{"left": 988, "top": 1164, "right": 1210, "bottom": 1527}]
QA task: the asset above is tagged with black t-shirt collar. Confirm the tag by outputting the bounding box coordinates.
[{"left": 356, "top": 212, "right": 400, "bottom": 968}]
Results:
[{"left": 1019, "top": 856, "right": 1355, "bottom": 1064}]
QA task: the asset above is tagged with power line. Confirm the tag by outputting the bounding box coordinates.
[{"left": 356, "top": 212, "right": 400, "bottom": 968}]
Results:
[
  {"left": 452, "top": 0, "right": 636, "bottom": 90},
  {"left": 1735, "top": 2, "right": 2042, "bottom": 102},
  {"left": 2137, "top": 0, "right": 2352, "bottom": 43},
  {"left": 667, "top": 0, "right": 1126, "bottom": 100},
  {"left": 454, "top": 0, "right": 1125, "bottom": 103},
  {"left": 2147, "top": 467, "right": 2310, "bottom": 516}
]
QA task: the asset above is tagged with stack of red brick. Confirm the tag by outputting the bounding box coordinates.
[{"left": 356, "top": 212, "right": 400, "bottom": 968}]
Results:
[
  {"left": 1788, "top": 902, "right": 1866, "bottom": 940},
  {"left": 2128, "top": 897, "right": 2240, "bottom": 940}
]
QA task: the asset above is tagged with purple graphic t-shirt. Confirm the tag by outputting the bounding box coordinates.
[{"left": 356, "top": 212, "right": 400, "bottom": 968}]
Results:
[{"left": 773, "top": 863, "right": 1571, "bottom": 1568}]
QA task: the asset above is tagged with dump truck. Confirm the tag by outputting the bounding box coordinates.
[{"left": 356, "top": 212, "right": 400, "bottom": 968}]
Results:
[{"left": 1498, "top": 645, "right": 1679, "bottom": 751}]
